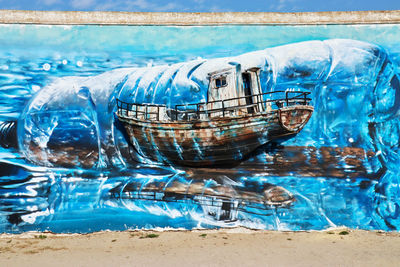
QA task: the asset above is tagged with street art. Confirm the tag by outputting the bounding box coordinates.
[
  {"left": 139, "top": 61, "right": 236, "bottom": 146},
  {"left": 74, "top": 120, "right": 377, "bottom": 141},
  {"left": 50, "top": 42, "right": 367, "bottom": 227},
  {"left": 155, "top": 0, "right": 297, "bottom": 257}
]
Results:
[{"left": 0, "top": 24, "right": 400, "bottom": 232}]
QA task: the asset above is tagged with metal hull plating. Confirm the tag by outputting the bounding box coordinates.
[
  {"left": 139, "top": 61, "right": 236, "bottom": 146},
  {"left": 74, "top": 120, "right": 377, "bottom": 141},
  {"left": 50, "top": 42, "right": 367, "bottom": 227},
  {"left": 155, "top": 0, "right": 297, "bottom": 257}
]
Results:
[{"left": 117, "top": 105, "right": 313, "bottom": 166}]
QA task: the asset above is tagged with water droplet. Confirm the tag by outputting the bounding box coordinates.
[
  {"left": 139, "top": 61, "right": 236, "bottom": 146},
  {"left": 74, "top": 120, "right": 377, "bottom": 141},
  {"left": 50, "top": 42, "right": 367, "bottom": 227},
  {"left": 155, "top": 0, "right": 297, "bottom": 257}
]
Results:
[
  {"left": 42, "top": 63, "right": 51, "bottom": 71},
  {"left": 77, "top": 61, "right": 83, "bottom": 67},
  {"left": 62, "top": 59, "right": 68, "bottom": 65},
  {"left": 348, "top": 137, "right": 354, "bottom": 143}
]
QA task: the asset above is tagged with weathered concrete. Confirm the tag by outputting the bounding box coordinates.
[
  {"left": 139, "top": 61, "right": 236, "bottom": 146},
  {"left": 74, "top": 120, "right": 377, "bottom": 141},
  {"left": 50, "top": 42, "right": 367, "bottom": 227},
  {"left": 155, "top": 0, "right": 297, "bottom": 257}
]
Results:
[{"left": 0, "top": 10, "right": 399, "bottom": 25}]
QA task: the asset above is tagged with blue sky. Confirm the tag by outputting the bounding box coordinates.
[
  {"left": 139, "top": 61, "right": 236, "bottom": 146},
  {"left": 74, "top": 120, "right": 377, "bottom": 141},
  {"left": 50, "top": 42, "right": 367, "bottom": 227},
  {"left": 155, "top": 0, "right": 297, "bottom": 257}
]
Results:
[{"left": 0, "top": 0, "right": 399, "bottom": 12}]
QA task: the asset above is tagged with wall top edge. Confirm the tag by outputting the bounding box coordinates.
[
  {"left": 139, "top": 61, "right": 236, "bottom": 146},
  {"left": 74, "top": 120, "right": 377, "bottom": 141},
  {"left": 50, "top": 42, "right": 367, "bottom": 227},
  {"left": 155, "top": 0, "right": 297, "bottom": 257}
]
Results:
[{"left": 0, "top": 10, "right": 400, "bottom": 25}]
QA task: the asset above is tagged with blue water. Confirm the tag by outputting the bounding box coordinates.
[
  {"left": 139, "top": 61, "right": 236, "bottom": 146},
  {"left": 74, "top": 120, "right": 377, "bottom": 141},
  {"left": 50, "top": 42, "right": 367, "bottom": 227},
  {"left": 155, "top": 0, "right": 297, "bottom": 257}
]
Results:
[{"left": 1, "top": 24, "right": 400, "bottom": 233}]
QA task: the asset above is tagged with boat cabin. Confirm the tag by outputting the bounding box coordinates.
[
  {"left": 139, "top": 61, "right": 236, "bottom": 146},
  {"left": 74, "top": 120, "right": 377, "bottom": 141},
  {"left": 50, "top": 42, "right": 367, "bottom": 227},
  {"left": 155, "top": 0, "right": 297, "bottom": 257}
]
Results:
[{"left": 207, "top": 66, "right": 265, "bottom": 118}]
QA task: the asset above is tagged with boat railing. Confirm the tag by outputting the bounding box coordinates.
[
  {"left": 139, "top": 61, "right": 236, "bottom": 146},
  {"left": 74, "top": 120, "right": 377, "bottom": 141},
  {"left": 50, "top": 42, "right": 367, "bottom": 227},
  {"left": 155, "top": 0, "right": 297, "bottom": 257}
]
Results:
[
  {"left": 116, "top": 90, "right": 311, "bottom": 122},
  {"left": 116, "top": 101, "right": 166, "bottom": 121}
]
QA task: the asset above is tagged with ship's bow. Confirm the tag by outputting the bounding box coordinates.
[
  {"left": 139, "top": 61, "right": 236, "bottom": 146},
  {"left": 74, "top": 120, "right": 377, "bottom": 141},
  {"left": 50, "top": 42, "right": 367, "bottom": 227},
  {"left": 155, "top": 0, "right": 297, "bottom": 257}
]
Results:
[{"left": 278, "top": 105, "right": 314, "bottom": 132}]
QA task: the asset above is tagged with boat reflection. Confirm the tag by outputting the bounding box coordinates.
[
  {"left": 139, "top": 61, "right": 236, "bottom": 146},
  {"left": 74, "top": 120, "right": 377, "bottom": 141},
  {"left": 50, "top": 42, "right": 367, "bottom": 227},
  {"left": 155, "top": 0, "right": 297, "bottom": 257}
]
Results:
[{"left": 107, "top": 175, "right": 294, "bottom": 223}]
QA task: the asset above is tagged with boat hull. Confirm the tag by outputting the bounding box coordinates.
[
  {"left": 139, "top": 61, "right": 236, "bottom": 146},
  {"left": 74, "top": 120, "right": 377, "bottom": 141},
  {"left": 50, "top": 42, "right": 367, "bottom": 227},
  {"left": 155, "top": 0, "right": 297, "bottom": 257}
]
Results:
[{"left": 117, "top": 105, "right": 313, "bottom": 166}]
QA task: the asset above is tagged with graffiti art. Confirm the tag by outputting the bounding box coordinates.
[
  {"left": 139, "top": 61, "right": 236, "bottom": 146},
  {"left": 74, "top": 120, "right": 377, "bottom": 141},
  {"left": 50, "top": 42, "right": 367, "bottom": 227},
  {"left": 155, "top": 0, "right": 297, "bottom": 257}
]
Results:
[{"left": 0, "top": 24, "right": 399, "bottom": 232}]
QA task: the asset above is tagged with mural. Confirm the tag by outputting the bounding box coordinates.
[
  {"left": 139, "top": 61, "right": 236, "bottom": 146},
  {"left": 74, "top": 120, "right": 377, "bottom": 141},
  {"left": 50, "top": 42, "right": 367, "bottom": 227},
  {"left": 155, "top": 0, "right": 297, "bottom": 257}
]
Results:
[{"left": 0, "top": 24, "right": 400, "bottom": 233}]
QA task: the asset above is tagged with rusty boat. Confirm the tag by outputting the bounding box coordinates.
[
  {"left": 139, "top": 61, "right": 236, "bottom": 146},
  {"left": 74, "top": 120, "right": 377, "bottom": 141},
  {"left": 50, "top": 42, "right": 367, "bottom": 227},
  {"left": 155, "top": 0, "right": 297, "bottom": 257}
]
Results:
[{"left": 116, "top": 66, "right": 313, "bottom": 166}]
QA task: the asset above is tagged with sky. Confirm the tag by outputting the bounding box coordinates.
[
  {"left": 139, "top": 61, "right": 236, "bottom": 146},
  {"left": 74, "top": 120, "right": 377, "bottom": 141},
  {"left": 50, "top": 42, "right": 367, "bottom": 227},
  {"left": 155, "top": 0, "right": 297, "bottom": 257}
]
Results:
[{"left": 0, "top": 0, "right": 399, "bottom": 12}]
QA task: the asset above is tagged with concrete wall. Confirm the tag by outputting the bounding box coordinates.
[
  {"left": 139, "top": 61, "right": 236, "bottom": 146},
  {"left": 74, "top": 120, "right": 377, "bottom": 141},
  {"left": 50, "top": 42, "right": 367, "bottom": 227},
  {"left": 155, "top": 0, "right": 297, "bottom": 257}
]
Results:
[{"left": 0, "top": 10, "right": 399, "bottom": 25}]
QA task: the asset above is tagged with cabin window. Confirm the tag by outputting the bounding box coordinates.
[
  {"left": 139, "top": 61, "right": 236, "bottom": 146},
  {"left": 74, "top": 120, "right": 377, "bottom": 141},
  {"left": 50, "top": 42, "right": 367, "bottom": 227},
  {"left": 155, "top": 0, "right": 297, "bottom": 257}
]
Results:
[{"left": 215, "top": 76, "right": 227, "bottom": 89}]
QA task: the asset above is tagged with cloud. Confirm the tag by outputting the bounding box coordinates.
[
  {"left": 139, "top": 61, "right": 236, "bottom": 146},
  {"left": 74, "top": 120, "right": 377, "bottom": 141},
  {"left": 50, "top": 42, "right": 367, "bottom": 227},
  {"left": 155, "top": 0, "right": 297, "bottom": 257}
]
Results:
[
  {"left": 127, "top": 0, "right": 180, "bottom": 11},
  {"left": 186, "top": 0, "right": 226, "bottom": 12},
  {"left": 35, "top": 0, "right": 63, "bottom": 7},
  {"left": 209, "top": 5, "right": 231, "bottom": 12},
  {"left": 130, "top": 0, "right": 151, "bottom": 9},
  {"left": 93, "top": 2, "right": 115, "bottom": 11},
  {"left": 272, "top": 0, "right": 288, "bottom": 11},
  {"left": 152, "top": 2, "right": 180, "bottom": 11},
  {"left": 268, "top": 0, "right": 298, "bottom": 12},
  {"left": 71, "top": 0, "right": 96, "bottom": 9},
  {"left": 92, "top": 0, "right": 181, "bottom": 12},
  {"left": 40, "top": 0, "right": 61, "bottom": 5}
]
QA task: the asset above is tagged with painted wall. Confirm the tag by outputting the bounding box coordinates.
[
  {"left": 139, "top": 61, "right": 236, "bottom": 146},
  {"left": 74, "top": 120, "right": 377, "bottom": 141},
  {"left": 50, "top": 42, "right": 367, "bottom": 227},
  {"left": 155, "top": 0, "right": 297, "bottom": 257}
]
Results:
[{"left": 0, "top": 15, "right": 400, "bottom": 232}]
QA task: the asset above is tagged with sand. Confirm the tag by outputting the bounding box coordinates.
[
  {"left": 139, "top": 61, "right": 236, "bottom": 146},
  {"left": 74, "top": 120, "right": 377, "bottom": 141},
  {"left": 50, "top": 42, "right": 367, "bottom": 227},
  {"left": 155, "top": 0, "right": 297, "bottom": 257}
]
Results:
[{"left": 0, "top": 228, "right": 399, "bottom": 267}]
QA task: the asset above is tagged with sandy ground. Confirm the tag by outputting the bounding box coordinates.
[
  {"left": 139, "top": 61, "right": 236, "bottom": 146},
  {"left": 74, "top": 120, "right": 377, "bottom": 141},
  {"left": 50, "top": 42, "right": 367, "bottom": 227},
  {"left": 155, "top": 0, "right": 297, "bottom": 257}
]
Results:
[{"left": 0, "top": 228, "right": 399, "bottom": 267}]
